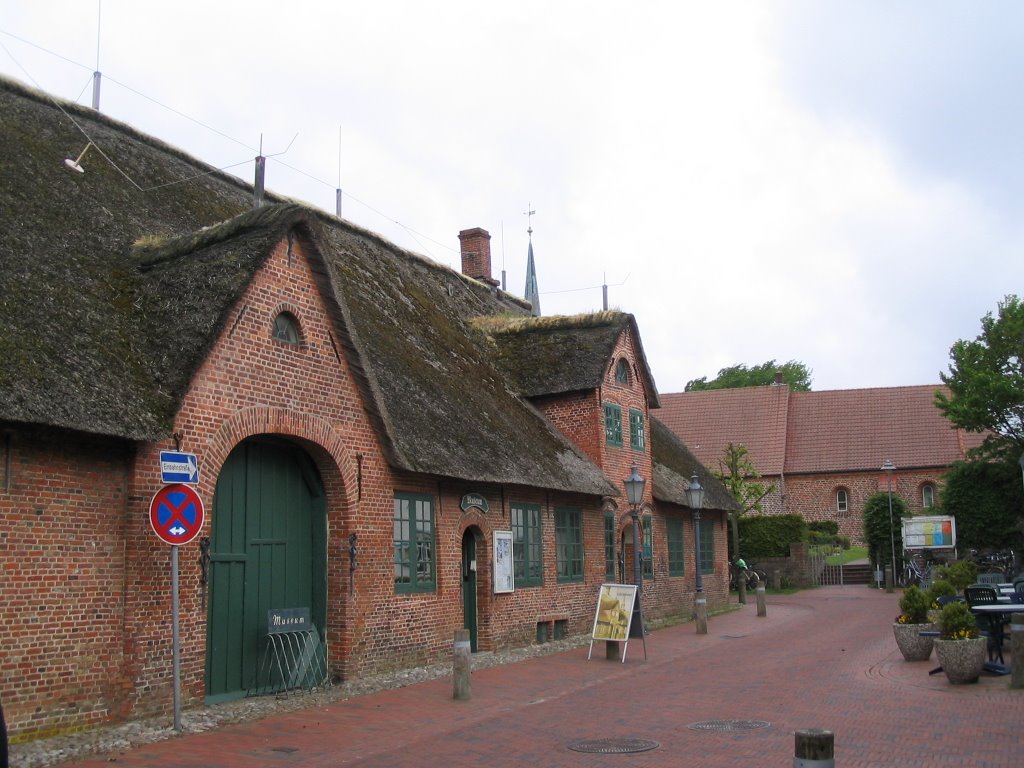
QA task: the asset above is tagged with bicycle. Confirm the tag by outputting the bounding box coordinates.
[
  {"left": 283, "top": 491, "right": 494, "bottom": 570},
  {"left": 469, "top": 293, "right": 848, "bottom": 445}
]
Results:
[
  {"left": 897, "top": 552, "right": 939, "bottom": 588},
  {"left": 729, "top": 562, "right": 763, "bottom": 592}
]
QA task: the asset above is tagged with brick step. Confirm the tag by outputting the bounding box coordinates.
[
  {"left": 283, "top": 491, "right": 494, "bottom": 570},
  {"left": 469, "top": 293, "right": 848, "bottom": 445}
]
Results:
[{"left": 840, "top": 563, "right": 874, "bottom": 584}]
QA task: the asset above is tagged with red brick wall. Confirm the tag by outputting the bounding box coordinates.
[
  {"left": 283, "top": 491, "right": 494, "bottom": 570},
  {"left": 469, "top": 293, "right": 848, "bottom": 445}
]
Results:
[
  {"left": 0, "top": 426, "right": 132, "bottom": 738},
  {"left": 751, "top": 470, "right": 947, "bottom": 547}
]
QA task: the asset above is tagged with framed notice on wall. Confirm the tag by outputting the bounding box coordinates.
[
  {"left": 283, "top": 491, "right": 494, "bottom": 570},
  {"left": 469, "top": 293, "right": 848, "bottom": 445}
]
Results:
[{"left": 493, "top": 530, "right": 514, "bottom": 593}]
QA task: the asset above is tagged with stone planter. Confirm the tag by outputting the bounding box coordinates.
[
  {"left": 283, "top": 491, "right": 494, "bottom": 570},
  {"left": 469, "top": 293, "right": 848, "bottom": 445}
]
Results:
[
  {"left": 933, "top": 637, "right": 987, "bottom": 684},
  {"left": 892, "top": 623, "right": 934, "bottom": 661}
]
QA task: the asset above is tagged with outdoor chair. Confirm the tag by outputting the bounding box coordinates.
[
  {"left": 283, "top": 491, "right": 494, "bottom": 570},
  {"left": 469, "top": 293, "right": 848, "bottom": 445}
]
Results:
[
  {"left": 976, "top": 572, "right": 1005, "bottom": 585},
  {"left": 1015, "top": 583, "right": 1024, "bottom": 604},
  {"left": 964, "top": 585, "right": 1005, "bottom": 663},
  {"left": 934, "top": 595, "right": 965, "bottom": 607}
]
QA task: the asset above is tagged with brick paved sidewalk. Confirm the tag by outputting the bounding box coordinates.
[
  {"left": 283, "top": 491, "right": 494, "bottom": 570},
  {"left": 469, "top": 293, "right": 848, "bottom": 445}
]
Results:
[{"left": 35, "top": 587, "right": 1024, "bottom": 767}]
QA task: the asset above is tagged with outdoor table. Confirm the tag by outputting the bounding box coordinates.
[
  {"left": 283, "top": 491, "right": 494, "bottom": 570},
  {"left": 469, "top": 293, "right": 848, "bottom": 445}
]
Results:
[{"left": 970, "top": 603, "right": 1024, "bottom": 666}]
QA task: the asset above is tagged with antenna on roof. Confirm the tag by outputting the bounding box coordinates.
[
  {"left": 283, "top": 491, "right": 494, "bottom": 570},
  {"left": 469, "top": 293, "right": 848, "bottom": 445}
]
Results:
[
  {"left": 335, "top": 125, "right": 343, "bottom": 218},
  {"left": 64, "top": 142, "right": 94, "bottom": 173},
  {"left": 92, "top": 0, "right": 102, "bottom": 110},
  {"left": 500, "top": 220, "right": 506, "bottom": 291},
  {"left": 254, "top": 135, "right": 266, "bottom": 208},
  {"left": 603, "top": 272, "right": 608, "bottom": 311}
]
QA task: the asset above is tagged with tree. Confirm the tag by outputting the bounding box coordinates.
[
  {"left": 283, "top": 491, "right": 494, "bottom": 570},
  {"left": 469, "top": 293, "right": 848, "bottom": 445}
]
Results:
[
  {"left": 939, "top": 460, "right": 1023, "bottom": 551},
  {"left": 863, "top": 491, "right": 908, "bottom": 573},
  {"left": 685, "top": 360, "right": 812, "bottom": 392},
  {"left": 935, "top": 294, "right": 1024, "bottom": 462},
  {"left": 715, "top": 442, "right": 775, "bottom": 560}
]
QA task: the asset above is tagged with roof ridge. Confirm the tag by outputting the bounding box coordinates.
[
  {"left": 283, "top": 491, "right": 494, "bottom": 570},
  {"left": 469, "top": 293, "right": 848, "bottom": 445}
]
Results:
[{"left": 473, "top": 310, "right": 629, "bottom": 336}]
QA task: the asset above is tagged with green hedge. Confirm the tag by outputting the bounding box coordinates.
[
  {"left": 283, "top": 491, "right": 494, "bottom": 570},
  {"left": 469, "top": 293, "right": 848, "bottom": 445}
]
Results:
[{"left": 737, "top": 514, "right": 808, "bottom": 558}]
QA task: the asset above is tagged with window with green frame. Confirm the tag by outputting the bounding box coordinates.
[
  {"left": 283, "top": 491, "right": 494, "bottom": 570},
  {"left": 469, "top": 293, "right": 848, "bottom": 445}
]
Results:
[
  {"left": 667, "top": 517, "right": 685, "bottom": 576},
  {"left": 642, "top": 516, "right": 654, "bottom": 579},
  {"left": 604, "top": 512, "right": 616, "bottom": 580},
  {"left": 393, "top": 492, "right": 436, "bottom": 593},
  {"left": 604, "top": 402, "right": 623, "bottom": 446},
  {"left": 698, "top": 518, "right": 715, "bottom": 575},
  {"left": 629, "top": 408, "right": 645, "bottom": 451},
  {"left": 511, "top": 502, "right": 543, "bottom": 586},
  {"left": 555, "top": 507, "right": 584, "bottom": 583}
]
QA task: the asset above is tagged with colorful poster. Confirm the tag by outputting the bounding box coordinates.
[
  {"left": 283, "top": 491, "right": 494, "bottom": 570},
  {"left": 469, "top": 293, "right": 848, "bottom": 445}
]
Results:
[
  {"left": 901, "top": 516, "right": 957, "bottom": 550},
  {"left": 591, "top": 583, "right": 637, "bottom": 641},
  {"left": 493, "top": 530, "right": 514, "bottom": 593}
]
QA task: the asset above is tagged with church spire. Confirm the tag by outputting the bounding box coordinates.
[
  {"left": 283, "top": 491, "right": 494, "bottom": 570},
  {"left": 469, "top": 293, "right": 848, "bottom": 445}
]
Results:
[{"left": 524, "top": 205, "right": 541, "bottom": 316}]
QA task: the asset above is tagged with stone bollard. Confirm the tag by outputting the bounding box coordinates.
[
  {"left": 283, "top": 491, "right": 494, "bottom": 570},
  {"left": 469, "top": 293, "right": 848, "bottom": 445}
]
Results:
[
  {"left": 738, "top": 577, "right": 747, "bottom": 605},
  {"left": 794, "top": 728, "right": 834, "bottom": 768},
  {"left": 756, "top": 584, "right": 766, "bottom": 617},
  {"left": 1011, "top": 613, "right": 1024, "bottom": 690},
  {"left": 695, "top": 596, "right": 708, "bottom": 634},
  {"left": 772, "top": 569, "right": 782, "bottom": 591},
  {"left": 453, "top": 628, "right": 472, "bottom": 701},
  {"left": 884, "top": 565, "right": 893, "bottom": 593}
]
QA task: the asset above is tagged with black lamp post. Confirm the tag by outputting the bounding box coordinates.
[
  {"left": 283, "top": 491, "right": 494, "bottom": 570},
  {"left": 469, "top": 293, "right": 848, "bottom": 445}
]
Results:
[
  {"left": 624, "top": 463, "right": 647, "bottom": 593},
  {"left": 882, "top": 460, "right": 896, "bottom": 583},
  {"left": 686, "top": 472, "right": 707, "bottom": 634}
]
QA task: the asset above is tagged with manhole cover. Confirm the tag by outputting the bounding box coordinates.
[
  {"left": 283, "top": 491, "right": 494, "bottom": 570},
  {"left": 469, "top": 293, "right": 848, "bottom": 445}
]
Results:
[
  {"left": 688, "top": 719, "right": 771, "bottom": 732},
  {"left": 567, "top": 738, "right": 660, "bottom": 754}
]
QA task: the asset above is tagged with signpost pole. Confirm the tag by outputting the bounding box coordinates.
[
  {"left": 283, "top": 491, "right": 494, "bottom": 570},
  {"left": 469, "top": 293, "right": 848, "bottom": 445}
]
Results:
[{"left": 171, "top": 545, "right": 182, "bottom": 732}]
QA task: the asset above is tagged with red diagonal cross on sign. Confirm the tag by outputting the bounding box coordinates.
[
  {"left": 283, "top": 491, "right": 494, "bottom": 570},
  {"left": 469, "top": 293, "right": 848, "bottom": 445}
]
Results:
[{"left": 149, "top": 484, "right": 206, "bottom": 546}]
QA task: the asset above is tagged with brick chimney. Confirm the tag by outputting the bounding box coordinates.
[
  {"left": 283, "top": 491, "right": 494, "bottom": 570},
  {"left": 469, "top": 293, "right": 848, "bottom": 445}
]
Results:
[{"left": 458, "top": 228, "right": 499, "bottom": 287}]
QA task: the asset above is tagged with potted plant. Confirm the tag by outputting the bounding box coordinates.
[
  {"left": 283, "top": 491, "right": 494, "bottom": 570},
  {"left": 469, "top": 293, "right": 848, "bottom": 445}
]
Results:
[
  {"left": 925, "top": 579, "right": 957, "bottom": 623},
  {"left": 933, "top": 601, "right": 986, "bottom": 684},
  {"left": 893, "top": 585, "right": 935, "bottom": 661}
]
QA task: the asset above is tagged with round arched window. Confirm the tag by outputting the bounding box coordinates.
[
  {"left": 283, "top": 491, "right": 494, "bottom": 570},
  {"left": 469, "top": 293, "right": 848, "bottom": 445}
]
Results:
[
  {"left": 615, "top": 358, "right": 631, "bottom": 384},
  {"left": 272, "top": 312, "right": 300, "bottom": 345}
]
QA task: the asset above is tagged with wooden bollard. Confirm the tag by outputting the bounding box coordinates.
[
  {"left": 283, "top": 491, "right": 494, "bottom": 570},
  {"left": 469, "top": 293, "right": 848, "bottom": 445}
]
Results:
[
  {"left": 794, "top": 728, "right": 834, "bottom": 767},
  {"left": 756, "top": 584, "right": 766, "bottom": 617},
  {"left": 1010, "top": 613, "right": 1024, "bottom": 690},
  {"left": 884, "top": 565, "right": 893, "bottom": 593},
  {"left": 772, "top": 569, "right": 782, "bottom": 591},
  {"left": 738, "top": 577, "right": 747, "bottom": 604},
  {"left": 695, "top": 596, "right": 708, "bottom": 634},
  {"left": 453, "top": 628, "right": 472, "bottom": 701}
]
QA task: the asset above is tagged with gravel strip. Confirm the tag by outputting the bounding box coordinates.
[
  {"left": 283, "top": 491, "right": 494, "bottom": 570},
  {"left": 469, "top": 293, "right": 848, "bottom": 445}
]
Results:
[{"left": 10, "top": 635, "right": 590, "bottom": 768}]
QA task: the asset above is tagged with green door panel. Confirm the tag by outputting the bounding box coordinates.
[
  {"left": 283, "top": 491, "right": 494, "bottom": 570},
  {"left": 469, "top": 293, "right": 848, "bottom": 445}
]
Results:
[{"left": 206, "top": 438, "right": 326, "bottom": 702}]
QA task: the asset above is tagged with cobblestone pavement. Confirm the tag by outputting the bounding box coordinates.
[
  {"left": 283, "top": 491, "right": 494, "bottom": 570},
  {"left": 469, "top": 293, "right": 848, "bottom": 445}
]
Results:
[{"left": 12, "top": 586, "right": 1024, "bottom": 767}]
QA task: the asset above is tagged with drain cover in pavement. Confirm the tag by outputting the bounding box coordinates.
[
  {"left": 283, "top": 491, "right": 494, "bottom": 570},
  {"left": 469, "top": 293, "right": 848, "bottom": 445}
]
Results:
[
  {"left": 567, "top": 738, "right": 660, "bottom": 754},
  {"left": 688, "top": 719, "right": 771, "bottom": 732}
]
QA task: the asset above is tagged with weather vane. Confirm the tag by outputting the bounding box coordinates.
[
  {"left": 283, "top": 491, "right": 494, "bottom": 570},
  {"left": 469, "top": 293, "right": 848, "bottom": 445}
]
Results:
[{"left": 524, "top": 203, "right": 535, "bottom": 238}]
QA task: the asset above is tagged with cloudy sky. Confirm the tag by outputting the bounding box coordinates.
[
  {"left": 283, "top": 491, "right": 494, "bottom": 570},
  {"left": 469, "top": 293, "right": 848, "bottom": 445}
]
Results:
[{"left": 3, "top": 1, "right": 1022, "bottom": 393}]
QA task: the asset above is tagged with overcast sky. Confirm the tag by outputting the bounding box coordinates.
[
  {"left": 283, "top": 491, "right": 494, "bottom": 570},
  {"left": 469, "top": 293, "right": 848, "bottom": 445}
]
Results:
[{"left": 3, "top": 1, "right": 1022, "bottom": 394}]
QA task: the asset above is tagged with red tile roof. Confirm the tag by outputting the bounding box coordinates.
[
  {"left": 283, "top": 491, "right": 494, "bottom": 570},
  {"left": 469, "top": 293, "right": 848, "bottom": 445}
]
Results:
[{"left": 657, "top": 384, "right": 986, "bottom": 476}]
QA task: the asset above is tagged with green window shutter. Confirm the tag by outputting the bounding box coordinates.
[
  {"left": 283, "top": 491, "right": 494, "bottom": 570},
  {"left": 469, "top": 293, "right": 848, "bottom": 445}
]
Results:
[
  {"left": 393, "top": 492, "right": 436, "bottom": 593},
  {"left": 555, "top": 507, "right": 584, "bottom": 583},
  {"left": 642, "top": 517, "right": 654, "bottom": 579},
  {"left": 604, "top": 512, "right": 616, "bottom": 579},
  {"left": 667, "top": 517, "right": 685, "bottom": 576},
  {"left": 629, "top": 409, "right": 645, "bottom": 451},
  {"left": 604, "top": 403, "right": 623, "bottom": 446},
  {"left": 698, "top": 519, "right": 715, "bottom": 576},
  {"left": 512, "top": 503, "right": 543, "bottom": 587}
]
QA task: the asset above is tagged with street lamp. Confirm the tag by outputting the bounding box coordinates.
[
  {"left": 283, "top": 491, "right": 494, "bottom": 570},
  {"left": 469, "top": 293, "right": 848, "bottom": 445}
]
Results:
[
  {"left": 882, "top": 460, "right": 896, "bottom": 583},
  {"left": 686, "top": 472, "right": 707, "bottom": 634},
  {"left": 623, "top": 464, "right": 647, "bottom": 638}
]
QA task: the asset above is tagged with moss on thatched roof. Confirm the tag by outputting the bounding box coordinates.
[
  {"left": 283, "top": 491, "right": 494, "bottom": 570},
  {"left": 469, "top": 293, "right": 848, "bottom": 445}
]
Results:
[
  {"left": 651, "top": 416, "right": 738, "bottom": 513},
  {"left": 481, "top": 311, "right": 660, "bottom": 406},
  {"left": 0, "top": 77, "right": 616, "bottom": 496}
]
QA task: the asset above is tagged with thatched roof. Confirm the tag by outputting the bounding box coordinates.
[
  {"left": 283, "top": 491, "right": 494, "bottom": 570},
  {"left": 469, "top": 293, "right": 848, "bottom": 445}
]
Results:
[
  {"left": 651, "top": 416, "right": 739, "bottom": 513},
  {"left": 0, "top": 77, "right": 616, "bottom": 496},
  {"left": 480, "top": 312, "right": 660, "bottom": 406}
]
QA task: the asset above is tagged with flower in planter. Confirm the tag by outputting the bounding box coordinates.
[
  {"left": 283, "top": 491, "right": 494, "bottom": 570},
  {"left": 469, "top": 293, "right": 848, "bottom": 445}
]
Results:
[
  {"left": 936, "top": 601, "right": 979, "bottom": 640},
  {"left": 895, "top": 585, "right": 931, "bottom": 625}
]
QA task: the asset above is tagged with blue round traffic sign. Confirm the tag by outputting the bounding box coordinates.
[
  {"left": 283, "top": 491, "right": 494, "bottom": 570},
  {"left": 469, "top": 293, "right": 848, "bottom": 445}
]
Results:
[{"left": 149, "top": 484, "right": 206, "bottom": 546}]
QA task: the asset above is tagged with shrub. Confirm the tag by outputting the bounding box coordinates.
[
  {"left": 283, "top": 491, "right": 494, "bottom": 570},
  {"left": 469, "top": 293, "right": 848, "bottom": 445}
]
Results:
[
  {"left": 738, "top": 514, "right": 808, "bottom": 558},
  {"left": 935, "top": 560, "right": 978, "bottom": 592},
  {"left": 808, "top": 520, "right": 840, "bottom": 536},
  {"left": 926, "top": 579, "right": 956, "bottom": 605},
  {"left": 897, "top": 585, "right": 931, "bottom": 624},
  {"left": 936, "top": 600, "right": 979, "bottom": 640}
]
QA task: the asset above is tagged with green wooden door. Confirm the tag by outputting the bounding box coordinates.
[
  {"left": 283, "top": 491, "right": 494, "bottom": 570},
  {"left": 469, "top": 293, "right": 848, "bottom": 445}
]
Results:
[
  {"left": 206, "top": 438, "right": 326, "bottom": 702},
  {"left": 462, "top": 531, "right": 478, "bottom": 651}
]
